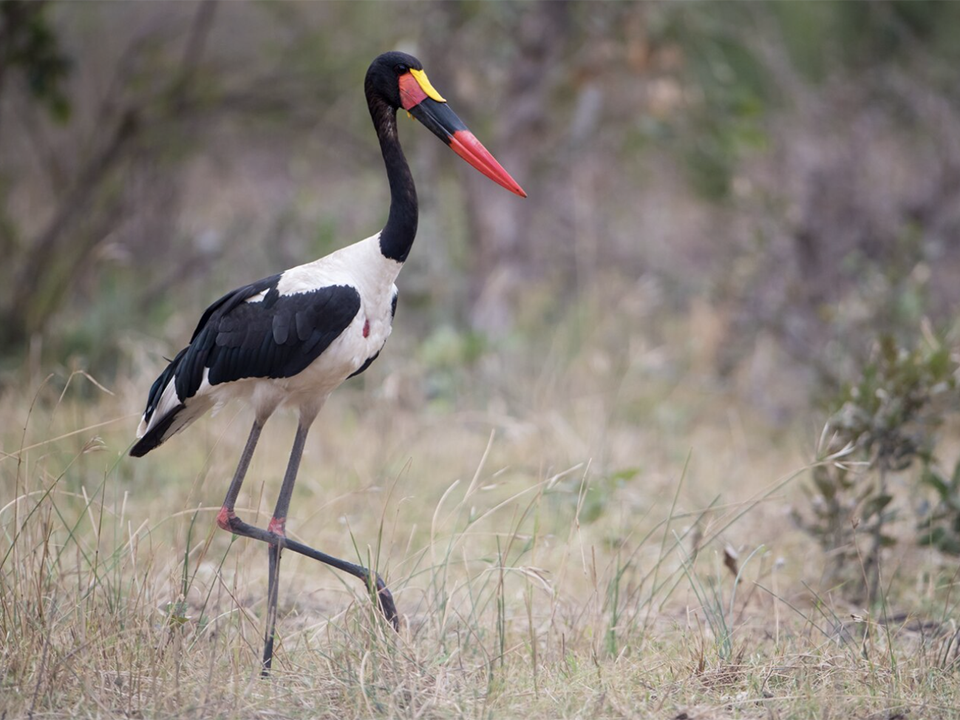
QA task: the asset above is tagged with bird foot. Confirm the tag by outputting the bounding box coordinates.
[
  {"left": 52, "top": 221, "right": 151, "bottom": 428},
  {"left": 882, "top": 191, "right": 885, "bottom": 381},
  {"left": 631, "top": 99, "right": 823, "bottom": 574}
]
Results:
[{"left": 373, "top": 577, "right": 399, "bottom": 630}]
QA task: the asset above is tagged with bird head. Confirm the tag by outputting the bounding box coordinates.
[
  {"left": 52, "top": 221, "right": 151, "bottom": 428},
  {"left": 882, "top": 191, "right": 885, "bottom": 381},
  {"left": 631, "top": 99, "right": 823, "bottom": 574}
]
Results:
[{"left": 366, "top": 51, "right": 527, "bottom": 198}]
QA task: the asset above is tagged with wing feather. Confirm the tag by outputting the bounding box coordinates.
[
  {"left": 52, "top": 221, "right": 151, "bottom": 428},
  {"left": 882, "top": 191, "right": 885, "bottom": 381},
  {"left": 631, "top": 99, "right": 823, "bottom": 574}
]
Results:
[{"left": 132, "top": 276, "right": 361, "bottom": 457}]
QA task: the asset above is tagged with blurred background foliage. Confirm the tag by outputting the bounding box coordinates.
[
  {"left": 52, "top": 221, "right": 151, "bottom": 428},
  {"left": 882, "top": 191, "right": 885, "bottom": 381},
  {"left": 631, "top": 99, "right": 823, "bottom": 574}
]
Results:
[{"left": 2, "top": 0, "right": 960, "bottom": 418}]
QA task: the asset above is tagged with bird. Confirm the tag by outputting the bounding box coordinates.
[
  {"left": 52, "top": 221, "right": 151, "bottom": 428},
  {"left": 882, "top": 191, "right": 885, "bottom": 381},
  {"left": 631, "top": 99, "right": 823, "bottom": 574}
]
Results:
[{"left": 129, "top": 51, "right": 526, "bottom": 675}]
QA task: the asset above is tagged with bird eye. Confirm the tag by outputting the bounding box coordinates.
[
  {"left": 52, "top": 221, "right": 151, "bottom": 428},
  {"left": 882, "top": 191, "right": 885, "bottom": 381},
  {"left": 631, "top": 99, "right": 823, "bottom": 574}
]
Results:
[{"left": 395, "top": 64, "right": 408, "bottom": 74}]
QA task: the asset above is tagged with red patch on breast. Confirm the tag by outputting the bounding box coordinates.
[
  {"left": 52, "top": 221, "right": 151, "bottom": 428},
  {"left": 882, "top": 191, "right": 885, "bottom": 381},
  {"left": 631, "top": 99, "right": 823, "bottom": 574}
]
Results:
[{"left": 363, "top": 319, "right": 370, "bottom": 338}]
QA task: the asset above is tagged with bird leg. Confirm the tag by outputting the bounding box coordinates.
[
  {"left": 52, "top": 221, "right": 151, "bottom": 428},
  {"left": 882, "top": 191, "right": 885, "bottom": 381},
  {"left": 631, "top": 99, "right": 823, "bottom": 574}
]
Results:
[
  {"left": 263, "top": 541, "right": 281, "bottom": 675},
  {"left": 260, "top": 421, "right": 309, "bottom": 675},
  {"left": 215, "top": 419, "right": 398, "bottom": 678},
  {"left": 216, "top": 419, "right": 264, "bottom": 530},
  {"left": 220, "top": 514, "right": 398, "bottom": 630}
]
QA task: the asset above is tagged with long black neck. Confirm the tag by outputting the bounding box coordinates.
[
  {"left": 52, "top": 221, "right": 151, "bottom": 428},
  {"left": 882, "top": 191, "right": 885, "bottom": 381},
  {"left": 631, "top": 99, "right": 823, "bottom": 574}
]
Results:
[{"left": 369, "top": 96, "right": 418, "bottom": 263}]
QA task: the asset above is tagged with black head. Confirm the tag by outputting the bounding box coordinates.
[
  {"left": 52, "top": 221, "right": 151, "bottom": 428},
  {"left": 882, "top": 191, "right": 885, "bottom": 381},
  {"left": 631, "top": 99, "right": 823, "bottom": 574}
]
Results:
[
  {"left": 365, "top": 51, "right": 425, "bottom": 109},
  {"left": 363, "top": 51, "right": 527, "bottom": 197}
]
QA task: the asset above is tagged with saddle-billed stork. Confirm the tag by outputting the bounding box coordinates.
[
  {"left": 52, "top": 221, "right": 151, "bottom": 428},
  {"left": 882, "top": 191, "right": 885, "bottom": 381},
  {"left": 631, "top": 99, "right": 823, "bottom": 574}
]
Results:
[{"left": 130, "top": 51, "right": 525, "bottom": 674}]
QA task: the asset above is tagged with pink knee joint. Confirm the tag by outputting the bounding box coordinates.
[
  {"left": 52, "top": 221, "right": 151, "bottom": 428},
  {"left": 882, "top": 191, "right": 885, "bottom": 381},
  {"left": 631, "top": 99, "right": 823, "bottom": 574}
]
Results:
[
  {"left": 268, "top": 516, "right": 286, "bottom": 537},
  {"left": 216, "top": 506, "right": 236, "bottom": 531}
]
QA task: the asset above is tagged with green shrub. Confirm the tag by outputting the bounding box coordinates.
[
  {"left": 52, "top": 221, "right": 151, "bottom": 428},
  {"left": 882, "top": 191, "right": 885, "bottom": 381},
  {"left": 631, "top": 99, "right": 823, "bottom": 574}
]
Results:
[{"left": 794, "top": 334, "right": 959, "bottom": 603}]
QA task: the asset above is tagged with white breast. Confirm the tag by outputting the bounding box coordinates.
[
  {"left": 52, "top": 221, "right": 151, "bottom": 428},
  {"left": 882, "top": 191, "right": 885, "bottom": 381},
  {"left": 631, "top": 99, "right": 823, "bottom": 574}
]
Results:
[{"left": 242, "top": 233, "right": 402, "bottom": 413}]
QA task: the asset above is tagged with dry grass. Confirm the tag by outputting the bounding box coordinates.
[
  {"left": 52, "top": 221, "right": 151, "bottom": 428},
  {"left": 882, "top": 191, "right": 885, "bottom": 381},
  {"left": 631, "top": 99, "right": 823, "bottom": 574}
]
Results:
[{"left": 3, "top": 309, "right": 960, "bottom": 719}]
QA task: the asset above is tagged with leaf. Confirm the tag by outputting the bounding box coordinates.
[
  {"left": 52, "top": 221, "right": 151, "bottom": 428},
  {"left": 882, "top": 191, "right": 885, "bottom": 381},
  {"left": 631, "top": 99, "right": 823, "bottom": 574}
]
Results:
[
  {"left": 723, "top": 545, "right": 739, "bottom": 576},
  {"left": 862, "top": 493, "right": 893, "bottom": 518},
  {"left": 161, "top": 601, "right": 191, "bottom": 626},
  {"left": 920, "top": 468, "right": 949, "bottom": 499},
  {"left": 608, "top": 467, "right": 641, "bottom": 483}
]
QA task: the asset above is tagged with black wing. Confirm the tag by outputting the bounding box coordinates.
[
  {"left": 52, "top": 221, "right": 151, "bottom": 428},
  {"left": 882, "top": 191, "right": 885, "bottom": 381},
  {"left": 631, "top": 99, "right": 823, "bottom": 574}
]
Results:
[
  {"left": 132, "top": 277, "right": 361, "bottom": 459},
  {"left": 141, "top": 275, "right": 360, "bottom": 415},
  {"left": 177, "top": 278, "right": 361, "bottom": 399}
]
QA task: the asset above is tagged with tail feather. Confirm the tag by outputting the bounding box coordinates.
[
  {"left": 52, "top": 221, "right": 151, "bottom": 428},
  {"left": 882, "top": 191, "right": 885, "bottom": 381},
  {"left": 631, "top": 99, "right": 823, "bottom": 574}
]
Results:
[
  {"left": 130, "top": 403, "right": 187, "bottom": 457},
  {"left": 130, "top": 397, "right": 212, "bottom": 457},
  {"left": 131, "top": 346, "right": 211, "bottom": 457}
]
